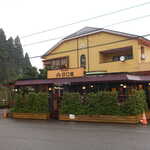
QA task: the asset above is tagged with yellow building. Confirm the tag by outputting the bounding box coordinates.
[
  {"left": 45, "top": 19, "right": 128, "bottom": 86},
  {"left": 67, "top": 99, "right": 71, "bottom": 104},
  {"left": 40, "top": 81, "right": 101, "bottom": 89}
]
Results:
[
  {"left": 14, "top": 27, "right": 150, "bottom": 122},
  {"left": 42, "top": 27, "right": 150, "bottom": 74}
]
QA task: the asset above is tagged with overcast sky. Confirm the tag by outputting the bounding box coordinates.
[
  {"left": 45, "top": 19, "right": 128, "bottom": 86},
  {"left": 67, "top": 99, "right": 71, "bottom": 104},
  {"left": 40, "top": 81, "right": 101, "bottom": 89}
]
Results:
[{"left": 1, "top": 0, "right": 150, "bottom": 69}]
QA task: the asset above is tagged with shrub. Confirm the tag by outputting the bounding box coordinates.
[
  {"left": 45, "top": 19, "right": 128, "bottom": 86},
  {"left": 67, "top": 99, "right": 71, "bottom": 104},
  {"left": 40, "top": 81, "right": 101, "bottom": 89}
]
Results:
[
  {"left": 60, "top": 92, "right": 81, "bottom": 115},
  {"left": 60, "top": 90, "right": 148, "bottom": 116},
  {"left": 121, "top": 90, "right": 148, "bottom": 115},
  {"left": 96, "top": 91, "right": 120, "bottom": 115},
  {"left": 11, "top": 92, "right": 48, "bottom": 113}
]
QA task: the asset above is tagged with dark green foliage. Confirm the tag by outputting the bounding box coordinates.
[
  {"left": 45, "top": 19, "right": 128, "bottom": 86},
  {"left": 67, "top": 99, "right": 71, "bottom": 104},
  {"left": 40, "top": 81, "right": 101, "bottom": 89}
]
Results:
[
  {"left": 22, "top": 53, "right": 39, "bottom": 79},
  {"left": 38, "top": 66, "right": 52, "bottom": 79},
  {"left": 60, "top": 90, "right": 148, "bottom": 116},
  {"left": 0, "top": 86, "right": 12, "bottom": 108},
  {"left": 0, "top": 86, "right": 10, "bottom": 100},
  {"left": 60, "top": 92, "right": 87, "bottom": 115},
  {"left": 22, "top": 66, "right": 39, "bottom": 79},
  {"left": 60, "top": 92, "right": 82, "bottom": 115},
  {"left": 0, "top": 29, "right": 39, "bottom": 83},
  {"left": 87, "top": 91, "right": 120, "bottom": 115},
  {"left": 0, "top": 29, "right": 6, "bottom": 42},
  {"left": 24, "top": 53, "right": 32, "bottom": 68},
  {"left": 121, "top": 90, "right": 148, "bottom": 115},
  {"left": 11, "top": 92, "right": 49, "bottom": 113},
  {"left": 38, "top": 68, "right": 47, "bottom": 79}
]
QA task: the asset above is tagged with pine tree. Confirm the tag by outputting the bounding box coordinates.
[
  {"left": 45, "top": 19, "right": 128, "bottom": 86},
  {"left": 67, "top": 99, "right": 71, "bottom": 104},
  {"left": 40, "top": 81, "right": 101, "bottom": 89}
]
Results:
[
  {"left": 0, "top": 29, "right": 6, "bottom": 43},
  {"left": 24, "top": 53, "right": 32, "bottom": 68},
  {"left": 0, "top": 29, "right": 39, "bottom": 83},
  {"left": 14, "top": 36, "right": 25, "bottom": 76}
]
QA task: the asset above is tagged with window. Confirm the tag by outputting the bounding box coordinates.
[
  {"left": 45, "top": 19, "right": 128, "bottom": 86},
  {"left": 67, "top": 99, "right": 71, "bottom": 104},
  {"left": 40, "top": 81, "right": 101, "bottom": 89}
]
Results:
[
  {"left": 100, "top": 46, "right": 133, "bottom": 63},
  {"left": 112, "top": 56, "right": 120, "bottom": 62},
  {"left": 141, "top": 46, "right": 145, "bottom": 60},
  {"left": 126, "top": 55, "right": 133, "bottom": 60},
  {"left": 61, "top": 57, "right": 68, "bottom": 67},
  {"left": 44, "top": 57, "right": 69, "bottom": 69},
  {"left": 80, "top": 55, "right": 86, "bottom": 68}
]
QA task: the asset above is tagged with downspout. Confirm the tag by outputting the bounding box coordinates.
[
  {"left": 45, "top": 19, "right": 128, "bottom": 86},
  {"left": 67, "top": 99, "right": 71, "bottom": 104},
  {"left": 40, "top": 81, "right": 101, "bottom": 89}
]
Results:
[
  {"left": 77, "top": 38, "right": 79, "bottom": 68},
  {"left": 87, "top": 36, "right": 90, "bottom": 72}
]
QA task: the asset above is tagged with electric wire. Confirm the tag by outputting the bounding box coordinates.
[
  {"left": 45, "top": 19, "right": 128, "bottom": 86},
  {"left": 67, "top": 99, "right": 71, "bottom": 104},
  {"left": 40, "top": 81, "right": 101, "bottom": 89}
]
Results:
[
  {"left": 20, "top": 1, "right": 150, "bottom": 38},
  {"left": 23, "top": 14, "right": 150, "bottom": 47},
  {"left": 28, "top": 33, "right": 150, "bottom": 59}
]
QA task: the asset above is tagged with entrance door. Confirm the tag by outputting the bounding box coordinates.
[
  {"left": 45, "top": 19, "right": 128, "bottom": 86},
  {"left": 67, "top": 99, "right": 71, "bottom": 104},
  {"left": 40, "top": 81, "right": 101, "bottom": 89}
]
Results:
[{"left": 51, "top": 87, "right": 63, "bottom": 119}]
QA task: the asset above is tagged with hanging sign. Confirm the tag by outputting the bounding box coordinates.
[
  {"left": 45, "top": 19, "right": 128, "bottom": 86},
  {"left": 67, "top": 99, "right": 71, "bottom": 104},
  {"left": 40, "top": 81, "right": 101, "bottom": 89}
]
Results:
[{"left": 47, "top": 68, "right": 84, "bottom": 79}]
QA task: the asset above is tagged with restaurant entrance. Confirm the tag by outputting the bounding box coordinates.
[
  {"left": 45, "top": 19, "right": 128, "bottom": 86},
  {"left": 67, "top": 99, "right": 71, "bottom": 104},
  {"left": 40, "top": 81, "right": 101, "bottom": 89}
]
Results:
[{"left": 49, "top": 86, "right": 63, "bottom": 119}]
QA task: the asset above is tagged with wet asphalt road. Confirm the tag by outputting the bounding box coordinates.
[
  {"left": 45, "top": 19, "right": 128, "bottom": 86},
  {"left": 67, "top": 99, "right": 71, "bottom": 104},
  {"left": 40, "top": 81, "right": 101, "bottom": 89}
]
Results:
[{"left": 0, "top": 119, "right": 150, "bottom": 150}]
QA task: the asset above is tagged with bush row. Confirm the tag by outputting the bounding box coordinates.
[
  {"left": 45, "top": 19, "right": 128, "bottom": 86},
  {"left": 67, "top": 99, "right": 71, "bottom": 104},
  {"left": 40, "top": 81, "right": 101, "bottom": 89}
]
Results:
[
  {"left": 11, "top": 92, "right": 49, "bottom": 113},
  {"left": 60, "top": 90, "right": 148, "bottom": 116}
]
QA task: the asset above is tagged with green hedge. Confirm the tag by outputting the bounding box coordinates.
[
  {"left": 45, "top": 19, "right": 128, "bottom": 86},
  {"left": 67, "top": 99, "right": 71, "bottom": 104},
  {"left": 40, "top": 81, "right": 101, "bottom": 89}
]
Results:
[
  {"left": 60, "top": 90, "right": 148, "bottom": 116},
  {"left": 120, "top": 90, "right": 148, "bottom": 115},
  {"left": 11, "top": 92, "right": 49, "bottom": 113}
]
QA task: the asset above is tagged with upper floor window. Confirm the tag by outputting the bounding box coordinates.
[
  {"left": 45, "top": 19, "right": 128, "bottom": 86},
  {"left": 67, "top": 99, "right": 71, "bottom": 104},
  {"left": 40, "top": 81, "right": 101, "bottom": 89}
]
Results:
[
  {"left": 43, "top": 56, "right": 69, "bottom": 70},
  {"left": 99, "top": 46, "right": 133, "bottom": 63},
  {"left": 141, "top": 46, "right": 145, "bottom": 60},
  {"left": 80, "top": 55, "right": 86, "bottom": 68}
]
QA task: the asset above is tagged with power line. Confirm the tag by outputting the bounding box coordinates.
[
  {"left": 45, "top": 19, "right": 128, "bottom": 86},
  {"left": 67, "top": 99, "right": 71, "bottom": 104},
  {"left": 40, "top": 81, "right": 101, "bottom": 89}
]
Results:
[
  {"left": 21, "top": 1, "right": 150, "bottom": 39},
  {"left": 23, "top": 36, "right": 64, "bottom": 47},
  {"left": 103, "top": 14, "right": 150, "bottom": 28},
  {"left": 23, "top": 14, "right": 150, "bottom": 47},
  {"left": 30, "top": 56, "right": 42, "bottom": 59},
  {"left": 29, "top": 33, "right": 150, "bottom": 59}
]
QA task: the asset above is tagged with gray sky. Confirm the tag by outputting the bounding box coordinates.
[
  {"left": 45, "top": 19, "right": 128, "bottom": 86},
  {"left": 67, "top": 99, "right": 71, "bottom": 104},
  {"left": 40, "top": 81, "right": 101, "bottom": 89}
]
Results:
[{"left": 1, "top": 0, "right": 150, "bottom": 69}]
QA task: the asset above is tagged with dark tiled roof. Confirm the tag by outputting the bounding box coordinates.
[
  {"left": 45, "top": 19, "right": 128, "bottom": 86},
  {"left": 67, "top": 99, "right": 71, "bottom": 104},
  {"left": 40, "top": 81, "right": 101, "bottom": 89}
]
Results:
[
  {"left": 63, "top": 27, "right": 102, "bottom": 40},
  {"left": 15, "top": 74, "right": 150, "bottom": 86},
  {"left": 63, "top": 27, "right": 138, "bottom": 40}
]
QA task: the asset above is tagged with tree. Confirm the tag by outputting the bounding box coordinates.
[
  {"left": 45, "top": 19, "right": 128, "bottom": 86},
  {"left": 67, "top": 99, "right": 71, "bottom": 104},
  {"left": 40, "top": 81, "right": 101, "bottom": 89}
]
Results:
[
  {"left": 24, "top": 53, "right": 32, "bottom": 68},
  {"left": 0, "top": 29, "right": 39, "bottom": 82},
  {"left": 38, "top": 68, "right": 48, "bottom": 79},
  {"left": 14, "top": 36, "right": 25, "bottom": 75},
  {"left": 22, "top": 66, "right": 39, "bottom": 79},
  {"left": 0, "top": 29, "right": 6, "bottom": 43}
]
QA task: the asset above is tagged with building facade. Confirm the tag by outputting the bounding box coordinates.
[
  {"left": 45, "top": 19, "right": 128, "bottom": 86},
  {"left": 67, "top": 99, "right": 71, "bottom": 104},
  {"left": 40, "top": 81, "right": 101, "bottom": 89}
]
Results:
[
  {"left": 42, "top": 27, "right": 150, "bottom": 74},
  {"left": 14, "top": 27, "right": 150, "bottom": 121}
]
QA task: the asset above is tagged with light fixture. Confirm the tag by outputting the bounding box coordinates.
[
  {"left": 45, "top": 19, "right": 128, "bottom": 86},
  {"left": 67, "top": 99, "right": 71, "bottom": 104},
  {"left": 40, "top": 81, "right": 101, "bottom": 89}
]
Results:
[
  {"left": 120, "top": 56, "right": 126, "bottom": 62},
  {"left": 48, "top": 87, "right": 52, "bottom": 91},
  {"left": 120, "top": 84, "right": 124, "bottom": 86},
  {"left": 82, "top": 86, "right": 86, "bottom": 90},
  {"left": 90, "top": 85, "right": 94, "bottom": 88},
  {"left": 148, "top": 83, "right": 150, "bottom": 86},
  {"left": 54, "top": 87, "right": 63, "bottom": 90},
  {"left": 14, "top": 89, "right": 18, "bottom": 92},
  {"left": 123, "top": 85, "right": 127, "bottom": 88}
]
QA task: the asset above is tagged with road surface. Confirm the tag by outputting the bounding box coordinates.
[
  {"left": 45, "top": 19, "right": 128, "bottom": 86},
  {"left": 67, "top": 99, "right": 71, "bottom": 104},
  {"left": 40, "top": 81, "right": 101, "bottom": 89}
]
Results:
[{"left": 0, "top": 118, "right": 149, "bottom": 150}]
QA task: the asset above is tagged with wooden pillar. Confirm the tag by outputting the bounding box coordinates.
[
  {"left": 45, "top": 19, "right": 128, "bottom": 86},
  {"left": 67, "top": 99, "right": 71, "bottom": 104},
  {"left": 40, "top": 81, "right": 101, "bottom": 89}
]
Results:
[{"left": 87, "top": 36, "right": 90, "bottom": 72}]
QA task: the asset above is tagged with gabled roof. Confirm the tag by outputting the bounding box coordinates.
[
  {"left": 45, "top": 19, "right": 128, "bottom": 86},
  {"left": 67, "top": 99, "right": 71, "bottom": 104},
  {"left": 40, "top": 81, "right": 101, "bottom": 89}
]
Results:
[
  {"left": 63, "top": 27, "right": 102, "bottom": 40},
  {"left": 63, "top": 27, "right": 138, "bottom": 40},
  {"left": 42, "top": 26, "right": 147, "bottom": 58}
]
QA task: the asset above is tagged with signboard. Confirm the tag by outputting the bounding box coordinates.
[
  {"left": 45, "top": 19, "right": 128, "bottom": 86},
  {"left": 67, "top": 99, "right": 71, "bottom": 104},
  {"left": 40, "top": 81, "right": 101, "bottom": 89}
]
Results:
[
  {"left": 47, "top": 68, "right": 84, "bottom": 79},
  {"left": 69, "top": 114, "right": 75, "bottom": 119}
]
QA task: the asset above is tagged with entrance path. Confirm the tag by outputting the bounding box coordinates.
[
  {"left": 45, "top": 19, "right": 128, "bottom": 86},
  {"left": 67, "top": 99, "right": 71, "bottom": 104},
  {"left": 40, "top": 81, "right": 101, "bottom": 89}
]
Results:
[{"left": 0, "top": 119, "right": 150, "bottom": 150}]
